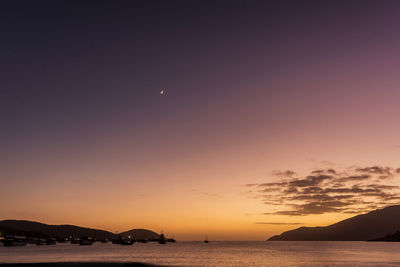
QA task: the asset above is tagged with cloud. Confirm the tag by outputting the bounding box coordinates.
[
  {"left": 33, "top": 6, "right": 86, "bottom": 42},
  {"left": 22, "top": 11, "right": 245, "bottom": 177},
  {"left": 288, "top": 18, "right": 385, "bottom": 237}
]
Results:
[
  {"left": 336, "top": 175, "right": 370, "bottom": 183},
  {"left": 190, "top": 189, "right": 222, "bottom": 198},
  {"left": 312, "top": 169, "right": 336, "bottom": 175},
  {"left": 258, "top": 182, "right": 288, "bottom": 187},
  {"left": 320, "top": 160, "right": 335, "bottom": 166},
  {"left": 248, "top": 166, "right": 400, "bottom": 216},
  {"left": 289, "top": 175, "right": 333, "bottom": 187},
  {"left": 355, "top": 166, "right": 392, "bottom": 175},
  {"left": 265, "top": 201, "right": 348, "bottom": 216},
  {"left": 272, "top": 170, "right": 296, "bottom": 177}
]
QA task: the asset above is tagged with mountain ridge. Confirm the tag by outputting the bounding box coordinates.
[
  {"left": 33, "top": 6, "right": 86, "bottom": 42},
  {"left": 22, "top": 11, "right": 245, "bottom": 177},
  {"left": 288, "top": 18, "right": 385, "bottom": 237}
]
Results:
[
  {"left": 368, "top": 230, "right": 400, "bottom": 242},
  {"left": 119, "top": 229, "right": 161, "bottom": 240},
  {"left": 0, "top": 220, "right": 161, "bottom": 240},
  {"left": 268, "top": 205, "right": 400, "bottom": 241}
]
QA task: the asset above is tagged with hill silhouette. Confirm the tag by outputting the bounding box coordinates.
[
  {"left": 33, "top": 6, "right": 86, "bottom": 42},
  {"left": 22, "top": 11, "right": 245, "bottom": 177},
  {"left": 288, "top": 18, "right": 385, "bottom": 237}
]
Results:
[
  {"left": 368, "top": 230, "right": 400, "bottom": 242},
  {"left": 0, "top": 220, "right": 117, "bottom": 239},
  {"left": 119, "top": 229, "right": 161, "bottom": 240},
  {"left": 268, "top": 205, "right": 400, "bottom": 241},
  {"left": 0, "top": 220, "right": 161, "bottom": 241}
]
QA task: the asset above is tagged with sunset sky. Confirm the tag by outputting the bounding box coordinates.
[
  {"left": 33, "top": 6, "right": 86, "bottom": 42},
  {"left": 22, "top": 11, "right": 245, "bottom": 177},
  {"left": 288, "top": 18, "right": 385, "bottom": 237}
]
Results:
[{"left": 1, "top": 0, "right": 400, "bottom": 240}]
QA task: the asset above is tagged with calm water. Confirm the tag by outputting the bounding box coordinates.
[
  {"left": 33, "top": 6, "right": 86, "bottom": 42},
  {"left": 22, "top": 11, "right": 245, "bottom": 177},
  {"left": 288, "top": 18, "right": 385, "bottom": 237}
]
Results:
[{"left": 1, "top": 241, "right": 400, "bottom": 266}]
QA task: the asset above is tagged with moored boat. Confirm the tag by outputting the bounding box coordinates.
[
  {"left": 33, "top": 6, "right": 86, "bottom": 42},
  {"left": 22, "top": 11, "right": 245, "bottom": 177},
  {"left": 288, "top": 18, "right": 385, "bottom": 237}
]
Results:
[
  {"left": 70, "top": 238, "right": 80, "bottom": 244},
  {"left": 157, "top": 233, "right": 167, "bottom": 244},
  {"left": 167, "top": 237, "right": 176, "bottom": 243},
  {"left": 2, "top": 235, "right": 28, "bottom": 246},
  {"left": 46, "top": 238, "right": 57, "bottom": 245},
  {"left": 56, "top": 237, "right": 69, "bottom": 243},
  {"left": 112, "top": 236, "right": 135, "bottom": 245},
  {"left": 204, "top": 234, "right": 209, "bottom": 243},
  {"left": 36, "top": 239, "right": 46, "bottom": 245},
  {"left": 121, "top": 239, "right": 135, "bottom": 245},
  {"left": 79, "top": 237, "right": 94, "bottom": 246}
]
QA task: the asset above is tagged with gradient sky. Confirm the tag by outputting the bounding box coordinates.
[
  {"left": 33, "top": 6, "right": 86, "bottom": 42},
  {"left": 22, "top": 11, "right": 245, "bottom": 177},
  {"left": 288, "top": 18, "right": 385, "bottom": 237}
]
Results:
[{"left": 1, "top": 0, "right": 400, "bottom": 240}]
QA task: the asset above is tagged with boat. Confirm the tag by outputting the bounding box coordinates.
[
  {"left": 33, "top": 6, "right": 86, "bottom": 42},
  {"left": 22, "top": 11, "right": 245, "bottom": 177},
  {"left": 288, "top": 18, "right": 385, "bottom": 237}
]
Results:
[
  {"left": 56, "top": 237, "right": 69, "bottom": 243},
  {"left": 46, "top": 238, "right": 57, "bottom": 245},
  {"left": 167, "top": 237, "right": 176, "bottom": 243},
  {"left": 2, "top": 235, "right": 28, "bottom": 246},
  {"left": 79, "top": 237, "right": 94, "bottom": 246},
  {"left": 79, "top": 240, "right": 93, "bottom": 245},
  {"left": 121, "top": 239, "right": 135, "bottom": 245},
  {"left": 158, "top": 238, "right": 166, "bottom": 244},
  {"left": 111, "top": 236, "right": 134, "bottom": 245},
  {"left": 204, "top": 234, "right": 209, "bottom": 243},
  {"left": 28, "top": 238, "right": 36, "bottom": 244},
  {"left": 36, "top": 239, "right": 46, "bottom": 245},
  {"left": 70, "top": 238, "right": 80, "bottom": 244},
  {"left": 158, "top": 233, "right": 166, "bottom": 244}
]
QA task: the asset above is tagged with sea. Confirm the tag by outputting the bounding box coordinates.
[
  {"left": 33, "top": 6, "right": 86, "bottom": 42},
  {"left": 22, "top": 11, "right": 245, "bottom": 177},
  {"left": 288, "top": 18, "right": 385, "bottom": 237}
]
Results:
[{"left": 1, "top": 241, "right": 400, "bottom": 266}]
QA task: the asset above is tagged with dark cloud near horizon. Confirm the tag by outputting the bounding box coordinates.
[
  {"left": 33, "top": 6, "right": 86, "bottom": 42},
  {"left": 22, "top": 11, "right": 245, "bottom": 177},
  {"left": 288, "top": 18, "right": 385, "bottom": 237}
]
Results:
[
  {"left": 254, "top": 222, "right": 303, "bottom": 225},
  {"left": 249, "top": 166, "right": 400, "bottom": 216}
]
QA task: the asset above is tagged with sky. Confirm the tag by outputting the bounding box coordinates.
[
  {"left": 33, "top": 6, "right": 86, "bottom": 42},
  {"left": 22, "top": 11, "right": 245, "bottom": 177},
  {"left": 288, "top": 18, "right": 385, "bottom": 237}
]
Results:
[{"left": 1, "top": 0, "right": 400, "bottom": 240}]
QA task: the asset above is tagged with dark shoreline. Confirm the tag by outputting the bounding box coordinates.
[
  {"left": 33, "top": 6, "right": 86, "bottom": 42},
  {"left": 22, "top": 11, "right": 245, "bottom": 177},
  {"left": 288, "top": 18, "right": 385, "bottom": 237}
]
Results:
[{"left": 0, "top": 263, "right": 166, "bottom": 267}]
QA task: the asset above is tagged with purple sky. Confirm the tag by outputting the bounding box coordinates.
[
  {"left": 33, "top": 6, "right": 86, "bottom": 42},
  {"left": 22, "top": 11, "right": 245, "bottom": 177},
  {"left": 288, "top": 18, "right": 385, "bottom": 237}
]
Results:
[{"left": 1, "top": 0, "right": 400, "bottom": 240}]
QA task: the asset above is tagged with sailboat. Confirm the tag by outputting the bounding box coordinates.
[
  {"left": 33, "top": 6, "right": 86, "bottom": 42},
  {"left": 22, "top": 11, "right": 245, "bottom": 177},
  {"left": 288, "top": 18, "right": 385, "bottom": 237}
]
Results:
[{"left": 204, "top": 234, "right": 209, "bottom": 243}]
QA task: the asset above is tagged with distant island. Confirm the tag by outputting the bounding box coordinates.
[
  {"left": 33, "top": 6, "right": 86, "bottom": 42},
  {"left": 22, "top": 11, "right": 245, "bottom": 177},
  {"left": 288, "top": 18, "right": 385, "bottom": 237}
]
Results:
[
  {"left": 268, "top": 205, "right": 400, "bottom": 241},
  {"left": 0, "top": 220, "right": 162, "bottom": 242}
]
